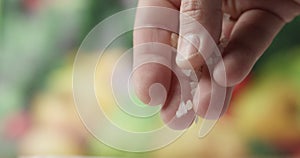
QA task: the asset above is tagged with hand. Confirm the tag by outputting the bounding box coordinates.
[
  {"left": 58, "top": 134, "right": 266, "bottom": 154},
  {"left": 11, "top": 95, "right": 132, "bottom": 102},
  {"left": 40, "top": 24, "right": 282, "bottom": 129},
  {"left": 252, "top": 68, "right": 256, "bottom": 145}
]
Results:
[{"left": 132, "top": 0, "right": 300, "bottom": 130}]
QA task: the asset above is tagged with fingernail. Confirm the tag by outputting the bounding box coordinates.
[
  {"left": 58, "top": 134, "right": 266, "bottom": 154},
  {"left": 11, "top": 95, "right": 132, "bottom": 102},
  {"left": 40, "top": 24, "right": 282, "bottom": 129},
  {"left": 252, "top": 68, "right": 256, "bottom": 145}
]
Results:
[
  {"left": 176, "top": 34, "right": 200, "bottom": 62},
  {"left": 217, "top": 37, "right": 229, "bottom": 54},
  {"left": 213, "top": 64, "right": 227, "bottom": 87}
]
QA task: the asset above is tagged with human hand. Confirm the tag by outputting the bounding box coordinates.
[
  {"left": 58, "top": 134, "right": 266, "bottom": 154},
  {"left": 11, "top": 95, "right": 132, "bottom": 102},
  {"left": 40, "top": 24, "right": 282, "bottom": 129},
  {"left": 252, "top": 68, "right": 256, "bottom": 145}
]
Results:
[{"left": 132, "top": 0, "right": 300, "bottom": 130}]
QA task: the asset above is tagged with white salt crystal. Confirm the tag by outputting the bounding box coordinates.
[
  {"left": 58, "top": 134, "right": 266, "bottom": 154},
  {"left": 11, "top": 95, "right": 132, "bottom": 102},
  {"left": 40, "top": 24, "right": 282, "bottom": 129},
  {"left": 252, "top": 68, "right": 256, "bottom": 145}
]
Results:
[
  {"left": 186, "top": 100, "right": 193, "bottom": 110},
  {"left": 182, "top": 69, "right": 192, "bottom": 77}
]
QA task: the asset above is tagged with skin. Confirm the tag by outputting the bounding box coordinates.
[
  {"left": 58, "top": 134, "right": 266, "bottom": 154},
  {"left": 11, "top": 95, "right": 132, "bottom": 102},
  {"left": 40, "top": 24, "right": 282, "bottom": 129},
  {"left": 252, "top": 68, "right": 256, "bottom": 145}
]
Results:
[{"left": 133, "top": 0, "right": 300, "bottom": 130}]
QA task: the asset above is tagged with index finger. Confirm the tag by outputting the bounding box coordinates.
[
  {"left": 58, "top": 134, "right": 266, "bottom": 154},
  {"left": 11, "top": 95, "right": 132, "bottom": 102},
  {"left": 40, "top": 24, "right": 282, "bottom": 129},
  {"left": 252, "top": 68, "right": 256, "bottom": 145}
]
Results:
[{"left": 133, "top": 0, "right": 180, "bottom": 105}]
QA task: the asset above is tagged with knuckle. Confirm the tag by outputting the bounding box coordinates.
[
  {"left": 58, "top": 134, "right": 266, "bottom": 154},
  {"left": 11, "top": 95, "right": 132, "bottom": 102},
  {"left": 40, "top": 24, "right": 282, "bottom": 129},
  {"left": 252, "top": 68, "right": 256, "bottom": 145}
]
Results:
[
  {"left": 180, "top": 0, "right": 222, "bottom": 22},
  {"left": 181, "top": 0, "right": 203, "bottom": 13},
  {"left": 180, "top": 0, "right": 205, "bottom": 25},
  {"left": 180, "top": 9, "right": 204, "bottom": 26}
]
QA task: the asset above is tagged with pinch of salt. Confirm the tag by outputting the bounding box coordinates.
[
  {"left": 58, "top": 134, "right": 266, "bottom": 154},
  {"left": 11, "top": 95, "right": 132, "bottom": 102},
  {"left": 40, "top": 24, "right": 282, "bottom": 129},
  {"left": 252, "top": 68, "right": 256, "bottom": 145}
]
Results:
[
  {"left": 190, "top": 82, "right": 198, "bottom": 89},
  {"left": 176, "top": 110, "right": 183, "bottom": 118},
  {"left": 182, "top": 69, "right": 192, "bottom": 77},
  {"left": 180, "top": 101, "right": 188, "bottom": 114},
  {"left": 176, "top": 101, "right": 187, "bottom": 118},
  {"left": 186, "top": 100, "right": 193, "bottom": 110}
]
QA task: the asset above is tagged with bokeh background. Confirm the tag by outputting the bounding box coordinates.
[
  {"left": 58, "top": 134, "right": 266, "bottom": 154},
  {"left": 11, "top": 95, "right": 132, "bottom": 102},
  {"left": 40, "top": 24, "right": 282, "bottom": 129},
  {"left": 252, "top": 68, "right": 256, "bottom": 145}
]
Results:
[{"left": 1, "top": 0, "right": 300, "bottom": 157}]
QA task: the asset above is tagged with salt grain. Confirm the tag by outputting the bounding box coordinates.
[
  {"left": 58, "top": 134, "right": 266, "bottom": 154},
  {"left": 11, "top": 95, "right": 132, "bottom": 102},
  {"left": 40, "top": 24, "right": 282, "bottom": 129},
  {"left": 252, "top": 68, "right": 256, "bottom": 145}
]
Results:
[
  {"left": 186, "top": 100, "right": 193, "bottom": 110},
  {"left": 190, "top": 82, "right": 198, "bottom": 89},
  {"left": 182, "top": 69, "right": 192, "bottom": 77},
  {"left": 175, "top": 100, "right": 194, "bottom": 118}
]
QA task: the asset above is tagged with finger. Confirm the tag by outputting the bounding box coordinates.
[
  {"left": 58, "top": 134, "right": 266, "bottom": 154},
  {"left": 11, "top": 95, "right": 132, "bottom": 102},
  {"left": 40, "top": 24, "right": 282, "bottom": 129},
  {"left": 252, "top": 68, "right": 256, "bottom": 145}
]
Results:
[
  {"left": 176, "top": 0, "right": 223, "bottom": 69},
  {"left": 222, "top": 0, "right": 300, "bottom": 23},
  {"left": 193, "top": 67, "right": 233, "bottom": 118},
  {"left": 133, "top": 0, "right": 179, "bottom": 105},
  {"left": 213, "top": 9, "right": 285, "bottom": 87}
]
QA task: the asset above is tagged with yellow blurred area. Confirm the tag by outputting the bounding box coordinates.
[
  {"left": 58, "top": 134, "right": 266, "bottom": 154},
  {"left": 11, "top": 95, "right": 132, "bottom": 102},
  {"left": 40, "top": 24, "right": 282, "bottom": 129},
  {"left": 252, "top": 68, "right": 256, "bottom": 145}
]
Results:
[
  {"left": 17, "top": 50, "right": 249, "bottom": 157},
  {"left": 9, "top": 46, "right": 299, "bottom": 157},
  {"left": 233, "top": 78, "right": 300, "bottom": 148}
]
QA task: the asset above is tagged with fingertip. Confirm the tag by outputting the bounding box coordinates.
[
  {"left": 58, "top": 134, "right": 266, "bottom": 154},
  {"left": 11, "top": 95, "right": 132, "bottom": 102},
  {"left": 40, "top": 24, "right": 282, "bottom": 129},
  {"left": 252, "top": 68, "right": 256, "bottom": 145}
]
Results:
[
  {"left": 132, "top": 73, "right": 151, "bottom": 105},
  {"left": 213, "top": 63, "right": 228, "bottom": 87},
  {"left": 193, "top": 86, "right": 232, "bottom": 120},
  {"left": 192, "top": 69, "right": 232, "bottom": 119},
  {"left": 213, "top": 57, "right": 251, "bottom": 87},
  {"left": 132, "top": 64, "right": 171, "bottom": 106}
]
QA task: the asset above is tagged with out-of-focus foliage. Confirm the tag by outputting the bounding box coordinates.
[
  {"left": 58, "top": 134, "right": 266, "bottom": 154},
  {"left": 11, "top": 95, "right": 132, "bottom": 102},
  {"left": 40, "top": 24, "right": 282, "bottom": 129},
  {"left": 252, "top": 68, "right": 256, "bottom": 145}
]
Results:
[{"left": 255, "top": 17, "right": 300, "bottom": 69}]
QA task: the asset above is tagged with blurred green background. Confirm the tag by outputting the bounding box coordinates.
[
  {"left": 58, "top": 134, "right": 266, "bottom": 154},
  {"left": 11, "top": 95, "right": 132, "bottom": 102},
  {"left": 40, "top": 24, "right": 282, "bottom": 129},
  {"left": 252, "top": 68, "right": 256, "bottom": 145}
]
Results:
[{"left": 0, "top": 0, "right": 300, "bottom": 157}]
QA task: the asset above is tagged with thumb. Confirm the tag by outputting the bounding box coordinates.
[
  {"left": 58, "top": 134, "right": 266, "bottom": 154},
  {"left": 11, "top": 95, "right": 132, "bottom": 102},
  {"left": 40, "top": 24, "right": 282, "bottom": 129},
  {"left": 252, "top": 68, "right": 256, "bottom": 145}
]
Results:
[{"left": 176, "top": 0, "right": 223, "bottom": 69}]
